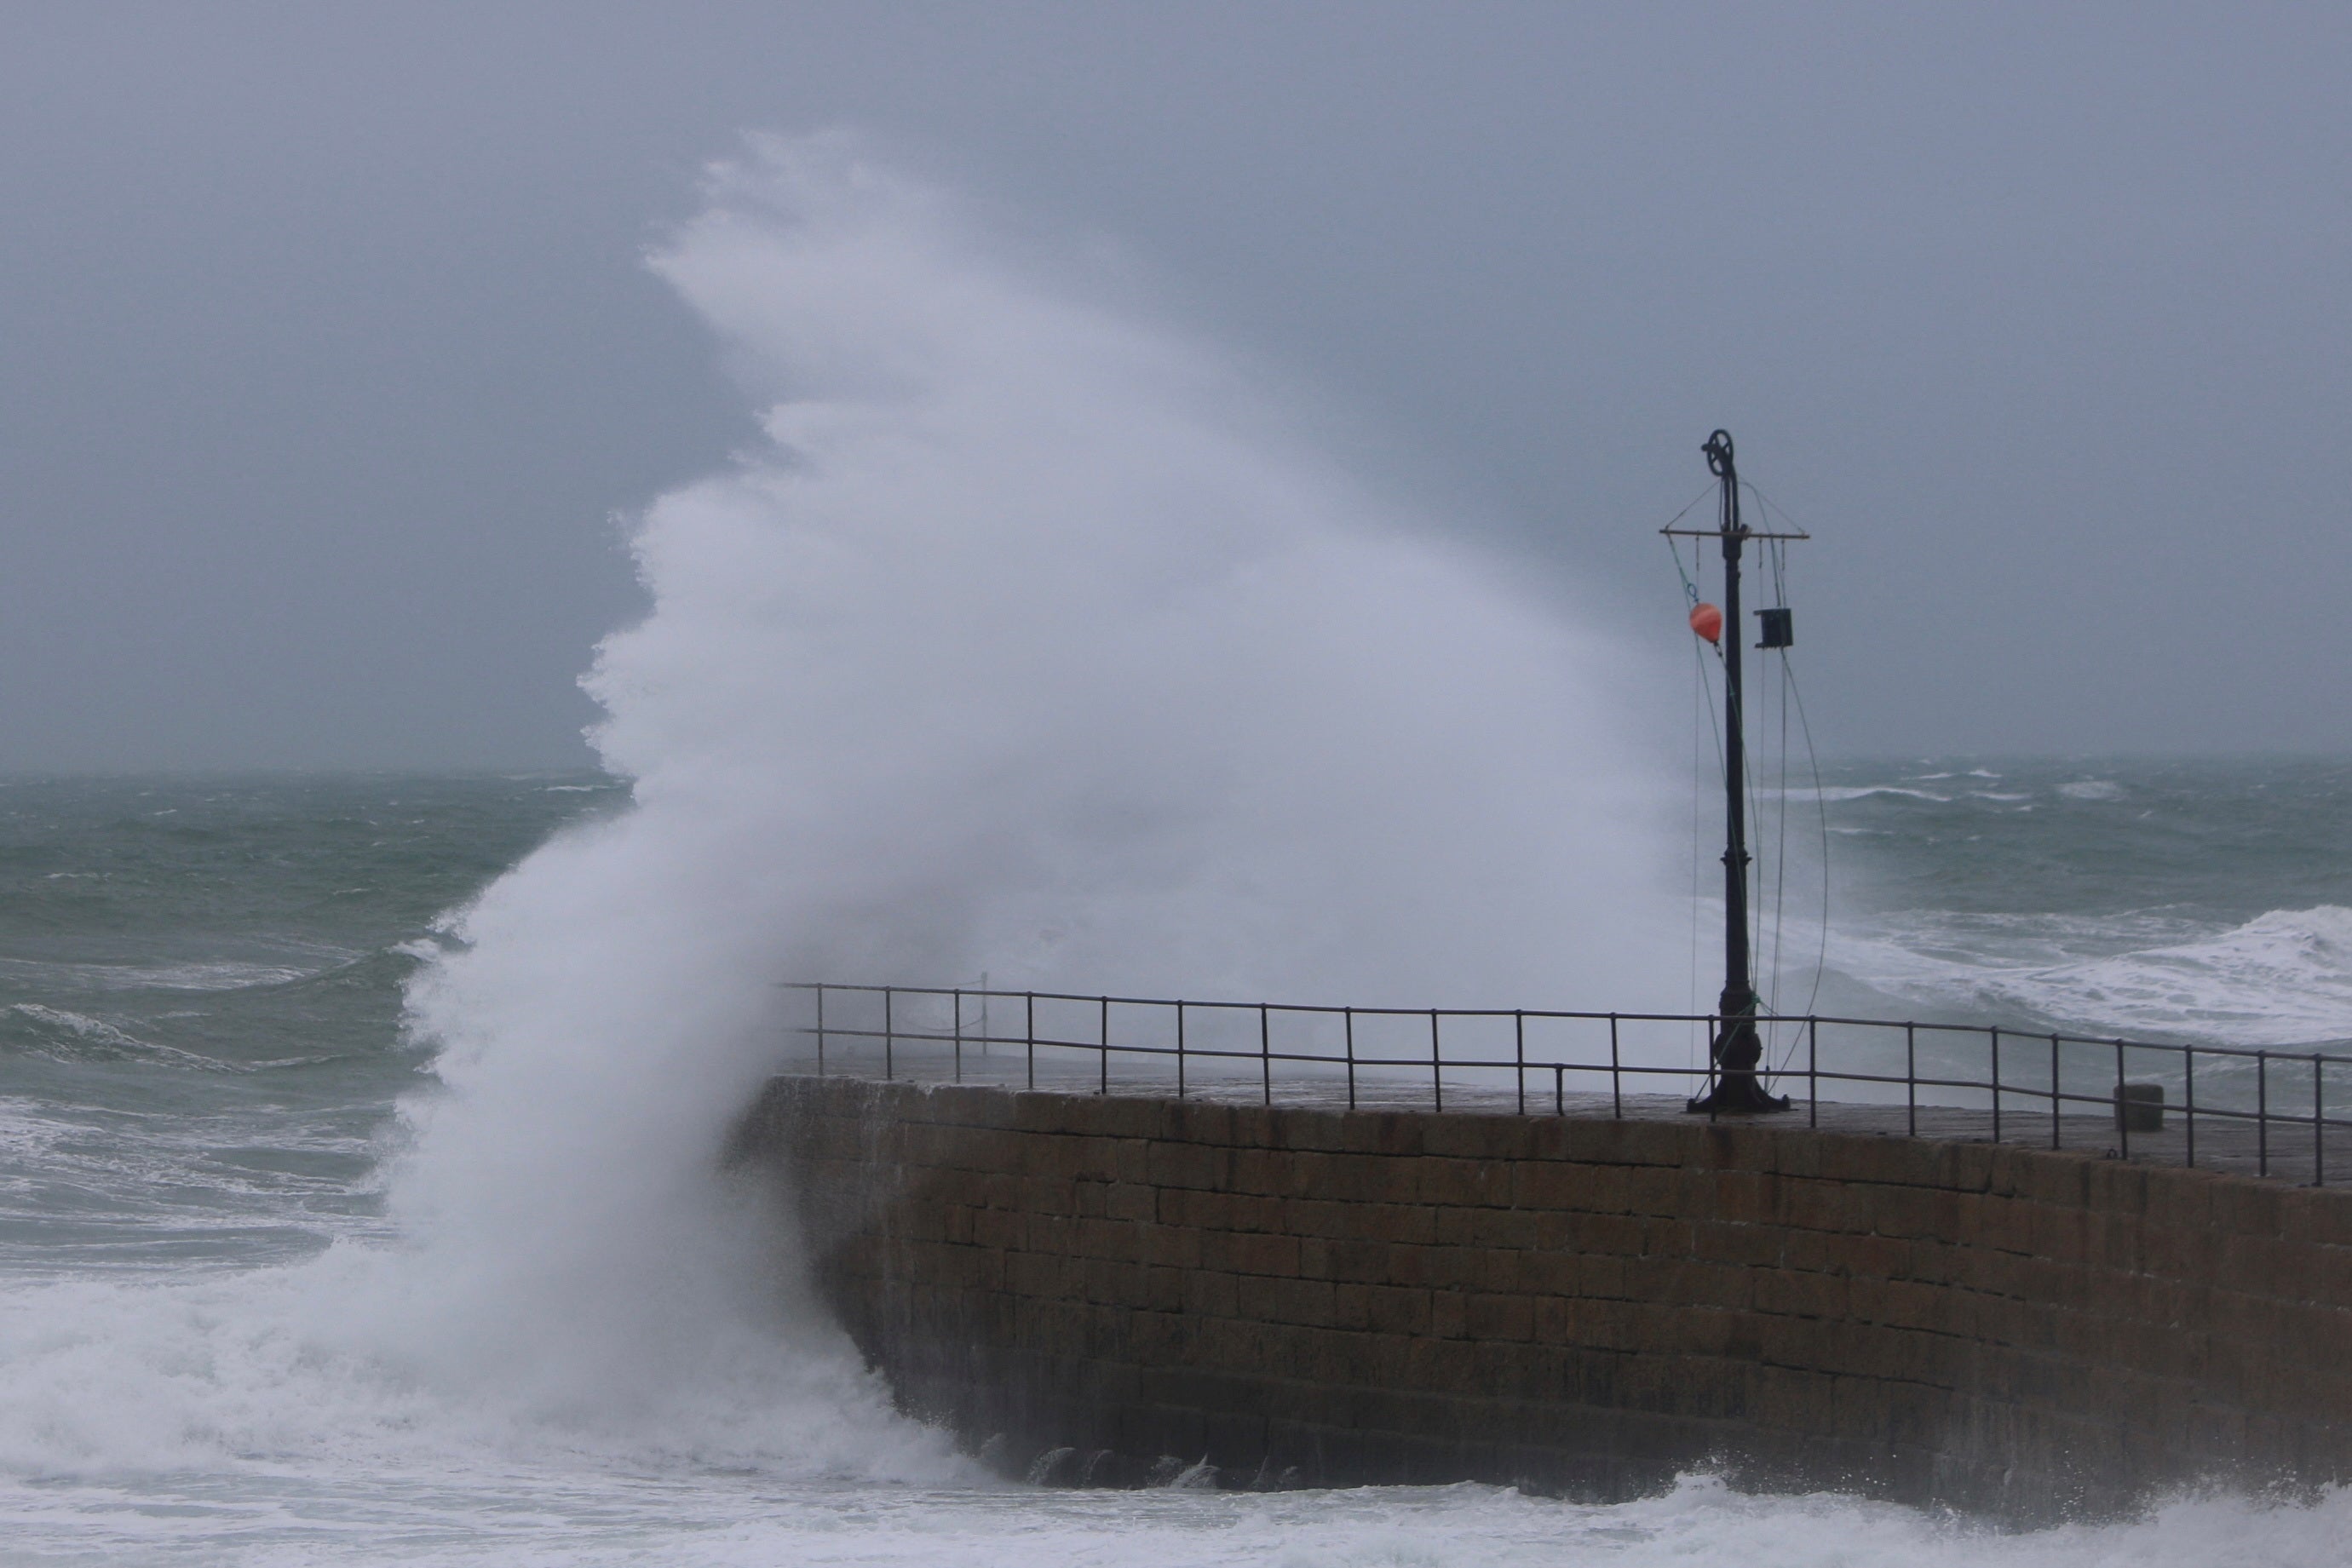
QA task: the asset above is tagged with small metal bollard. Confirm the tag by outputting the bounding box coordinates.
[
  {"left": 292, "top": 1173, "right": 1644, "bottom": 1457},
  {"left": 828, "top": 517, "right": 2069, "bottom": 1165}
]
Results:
[{"left": 2115, "top": 1083, "right": 2165, "bottom": 1133}]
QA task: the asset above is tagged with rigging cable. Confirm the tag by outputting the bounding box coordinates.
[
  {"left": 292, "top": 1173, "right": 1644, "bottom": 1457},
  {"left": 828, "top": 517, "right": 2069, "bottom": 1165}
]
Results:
[
  {"left": 1764, "top": 531, "right": 1794, "bottom": 1061},
  {"left": 1745, "top": 481, "right": 1835, "bottom": 1032},
  {"left": 1667, "top": 527, "right": 1724, "bottom": 1068},
  {"left": 1737, "top": 481, "right": 1832, "bottom": 1075}
]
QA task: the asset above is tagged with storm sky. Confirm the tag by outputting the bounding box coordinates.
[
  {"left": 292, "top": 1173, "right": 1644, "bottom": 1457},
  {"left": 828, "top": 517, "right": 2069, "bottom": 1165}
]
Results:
[{"left": 3, "top": 3, "right": 2346, "bottom": 768}]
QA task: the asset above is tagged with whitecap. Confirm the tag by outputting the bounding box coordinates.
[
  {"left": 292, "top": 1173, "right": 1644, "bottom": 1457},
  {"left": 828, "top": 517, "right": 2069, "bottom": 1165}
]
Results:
[
  {"left": 3, "top": 1004, "right": 244, "bottom": 1071},
  {"left": 1800, "top": 785, "right": 1954, "bottom": 804},
  {"left": 1835, "top": 906, "right": 2352, "bottom": 1047}
]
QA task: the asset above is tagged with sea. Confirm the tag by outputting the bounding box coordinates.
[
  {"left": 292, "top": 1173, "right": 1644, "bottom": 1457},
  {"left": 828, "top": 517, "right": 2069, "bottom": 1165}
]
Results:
[{"left": 0, "top": 761, "right": 2345, "bottom": 1565}]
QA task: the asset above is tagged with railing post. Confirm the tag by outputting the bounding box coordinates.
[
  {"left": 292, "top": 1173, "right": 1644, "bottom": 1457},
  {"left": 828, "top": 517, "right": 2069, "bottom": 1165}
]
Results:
[
  {"left": 1430, "top": 1009, "right": 1443, "bottom": 1113},
  {"left": 1260, "top": 1005, "right": 1272, "bottom": 1106},
  {"left": 1609, "top": 1014, "right": 1622, "bottom": 1119},
  {"left": 2183, "top": 1048, "right": 2195, "bottom": 1169},
  {"left": 1556, "top": 1061, "right": 1565, "bottom": 1117},
  {"left": 814, "top": 985, "right": 826, "bottom": 1077},
  {"left": 1906, "top": 1023, "right": 1917, "bottom": 1137},
  {"left": 884, "top": 988, "right": 894, "bottom": 1082},
  {"left": 953, "top": 987, "right": 963, "bottom": 1084},
  {"left": 1026, "top": 991, "right": 1035, "bottom": 1091},
  {"left": 1345, "top": 1008, "right": 1356, "bottom": 1111},
  {"left": 1100, "top": 995, "right": 1110, "bottom": 1096},
  {"left": 2257, "top": 1049, "right": 2269, "bottom": 1179},
  {"left": 2315, "top": 1054, "right": 2326, "bottom": 1188},
  {"left": 1515, "top": 1010, "right": 1526, "bottom": 1117},
  {"left": 1176, "top": 1002, "right": 1187, "bottom": 1100},
  {"left": 2115, "top": 1039, "right": 2129, "bottom": 1161},
  {"left": 1990, "top": 1026, "right": 2002, "bottom": 1144},
  {"left": 2050, "top": 1034, "right": 2062, "bottom": 1150},
  {"left": 1808, "top": 1018, "right": 1819, "bottom": 1129},
  {"left": 1706, "top": 1013, "right": 1720, "bottom": 1122}
]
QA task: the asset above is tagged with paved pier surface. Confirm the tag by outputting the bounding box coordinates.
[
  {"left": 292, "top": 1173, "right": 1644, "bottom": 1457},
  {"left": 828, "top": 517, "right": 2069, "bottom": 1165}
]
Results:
[{"left": 784, "top": 1044, "right": 2352, "bottom": 1188}]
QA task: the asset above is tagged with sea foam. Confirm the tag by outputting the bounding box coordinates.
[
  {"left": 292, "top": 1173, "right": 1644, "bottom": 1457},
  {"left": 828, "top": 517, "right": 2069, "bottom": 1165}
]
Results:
[{"left": 370, "top": 132, "right": 1677, "bottom": 1451}]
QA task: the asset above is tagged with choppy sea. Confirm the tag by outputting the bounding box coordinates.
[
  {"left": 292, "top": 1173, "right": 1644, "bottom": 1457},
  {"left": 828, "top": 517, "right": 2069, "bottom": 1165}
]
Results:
[{"left": 0, "top": 762, "right": 2344, "bottom": 1564}]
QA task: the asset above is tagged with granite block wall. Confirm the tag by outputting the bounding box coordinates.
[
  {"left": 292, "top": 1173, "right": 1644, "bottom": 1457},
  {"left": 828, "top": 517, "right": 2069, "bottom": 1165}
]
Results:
[{"left": 734, "top": 1076, "right": 2352, "bottom": 1519}]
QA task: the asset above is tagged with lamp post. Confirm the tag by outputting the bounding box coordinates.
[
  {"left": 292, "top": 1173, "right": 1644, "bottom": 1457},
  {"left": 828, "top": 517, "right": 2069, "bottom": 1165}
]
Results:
[{"left": 1671, "top": 430, "right": 1797, "bottom": 1115}]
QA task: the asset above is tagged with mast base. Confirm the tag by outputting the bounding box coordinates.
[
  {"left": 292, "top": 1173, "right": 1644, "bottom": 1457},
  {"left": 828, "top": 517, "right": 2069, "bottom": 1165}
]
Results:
[
  {"left": 1685, "top": 1074, "right": 1794, "bottom": 1116},
  {"left": 1685, "top": 1006, "right": 1793, "bottom": 1115}
]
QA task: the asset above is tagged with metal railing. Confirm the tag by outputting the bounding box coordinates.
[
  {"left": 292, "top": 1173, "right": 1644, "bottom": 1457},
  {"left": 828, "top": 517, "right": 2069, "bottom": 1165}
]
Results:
[{"left": 783, "top": 983, "right": 2352, "bottom": 1186}]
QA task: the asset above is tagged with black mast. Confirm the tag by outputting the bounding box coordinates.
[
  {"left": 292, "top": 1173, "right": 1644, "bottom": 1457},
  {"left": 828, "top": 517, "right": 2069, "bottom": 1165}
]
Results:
[{"left": 1682, "top": 430, "right": 1791, "bottom": 1115}]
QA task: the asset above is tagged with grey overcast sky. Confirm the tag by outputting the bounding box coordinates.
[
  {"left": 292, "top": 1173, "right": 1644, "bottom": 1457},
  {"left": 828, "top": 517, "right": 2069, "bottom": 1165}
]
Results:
[{"left": 1, "top": 3, "right": 2346, "bottom": 768}]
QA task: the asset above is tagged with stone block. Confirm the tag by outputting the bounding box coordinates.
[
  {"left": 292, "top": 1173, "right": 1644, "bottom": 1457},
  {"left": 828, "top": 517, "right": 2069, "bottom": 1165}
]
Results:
[
  {"left": 1082, "top": 1257, "right": 1147, "bottom": 1309},
  {"left": 1074, "top": 1217, "right": 1145, "bottom": 1263},
  {"left": 1697, "top": 1121, "right": 1777, "bottom": 1175},
  {"left": 2027, "top": 1203, "right": 2091, "bottom": 1266},
  {"left": 1227, "top": 1147, "right": 1285, "bottom": 1197},
  {"left": 1511, "top": 1160, "right": 1621, "bottom": 1214},
  {"left": 1065, "top": 1137, "right": 1130, "bottom": 1185},
  {"left": 1863, "top": 1184, "right": 1946, "bottom": 1240},
  {"left": 1636, "top": 1215, "right": 1699, "bottom": 1258},
  {"left": 1423, "top": 1114, "right": 1533, "bottom": 1162},
  {"left": 1455, "top": 1204, "right": 1543, "bottom": 1252},
  {"left": 1009, "top": 1093, "right": 1077, "bottom": 1135},
  {"left": 1103, "top": 1180, "right": 1158, "bottom": 1224},
  {"left": 2280, "top": 1187, "right": 2352, "bottom": 1254},
  {"left": 1755, "top": 1266, "right": 1849, "bottom": 1322},
  {"left": 1691, "top": 1218, "right": 1783, "bottom": 1270},
  {"left": 1165, "top": 1099, "right": 1235, "bottom": 1146},
  {"left": 1826, "top": 1232, "right": 1912, "bottom": 1282},
  {"left": 1301, "top": 1237, "right": 1390, "bottom": 1284},
  {"left": 1275, "top": 1108, "right": 1354, "bottom": 1153},
  {"left": 1090, "top": 1096, "right": 1173, "bottom": 1141},
  {"left": 1624, "top": 1164, "right": 1705, "bottom": 1220},
  {"left": 1402, "top": 1335, "right": 1478, "bottom": 1393},
  {"left": 1464, "top": 1292, "right": 1536, "bottom": 1342},
  {"left": 1283, "top": 1197, "right": 1364, "bottom": 1241},
  {"left": 1366, "top": 1112, "right": 1427, "bottom": 1157},
  {"left": 970, "top": 1207, "right": 1027, "bottom": 1252},
  {"left": 1382, "top": 1242, "right": 1435, "bottom": 1289},
  {"left": 1144, "top": 1139, "right": 1231, "bottom": 1192},
  {"left": 1578, "top": 1254, "right": 1630, "bottom": 1300},
  {"left": 2014, "top": 1150, "right": 2095, "bottom": 1210},
  {"left": 1363, "top": 1284, "right": 1433, "bottom": 1336},
  {"left": 1181, "top": 1268, "right": 1239, "bottom": 1321},
  {"left": 1005, "top": 1249, "right": 1076, "bottom": 1301},
  {"left": 1250, "top": 1275, "right": 1338, "bottom": 1329},
  {"left": 1517, "top": 1249, "right": 1585, "bottom": 1299},
  {"left": 1579, "top": 1118, "right": 1694, "bottom": 1169},
  {"left": 1782, "top": 1177, "right": 1864, "bottom": 1235},
  {"left": 1202, "top": 1229, "right": 1301, "bottom": 1278},
  {"left": 1416, "top": 1157, "right": 1507, "bottom": 1208},
  {"left": 1353, "top": 1203, "right": 1440, "bottom": 1247},
  {"left": 1564, "top": 1211, "right": 1644, "bottom": 1255},
  {"left": 1226, "top": 1105, "right": 1279, "bottom": 1149}
]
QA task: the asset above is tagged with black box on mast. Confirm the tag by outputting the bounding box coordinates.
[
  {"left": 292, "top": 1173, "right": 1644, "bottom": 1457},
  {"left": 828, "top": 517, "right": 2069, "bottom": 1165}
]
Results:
[{"left": 1756, "top": 606, "right": 1793, "bottom": 649}]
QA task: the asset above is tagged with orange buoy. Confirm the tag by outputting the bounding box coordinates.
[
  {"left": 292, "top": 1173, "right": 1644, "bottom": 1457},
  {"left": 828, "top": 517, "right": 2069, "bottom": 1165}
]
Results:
[{"left": 1688, "top": 602, "right": 1722, "bottom": 644}]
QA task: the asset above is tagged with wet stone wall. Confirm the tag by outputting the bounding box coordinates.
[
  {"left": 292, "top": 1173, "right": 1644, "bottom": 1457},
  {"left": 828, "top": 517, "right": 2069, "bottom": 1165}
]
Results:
[{"left": 734, "top": 1075, "right": 2352, "bottom": 1520}]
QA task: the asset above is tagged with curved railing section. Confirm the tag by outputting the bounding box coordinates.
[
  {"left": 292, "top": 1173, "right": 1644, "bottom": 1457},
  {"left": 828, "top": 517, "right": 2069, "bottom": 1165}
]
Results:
[{"left": 781, "top": 982, "right": 2352, "bottom": 1186}]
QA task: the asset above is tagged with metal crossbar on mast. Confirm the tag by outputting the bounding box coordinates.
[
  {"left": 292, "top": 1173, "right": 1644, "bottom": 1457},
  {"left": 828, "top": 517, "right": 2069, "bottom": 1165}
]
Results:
[{"left": 1665, "top": 430, "right": 1803, "bottom": 1114}]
